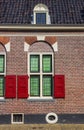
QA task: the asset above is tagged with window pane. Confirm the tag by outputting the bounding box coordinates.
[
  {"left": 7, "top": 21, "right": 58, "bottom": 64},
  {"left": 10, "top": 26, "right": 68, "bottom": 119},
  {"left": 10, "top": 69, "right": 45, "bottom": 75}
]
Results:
[
  {"left": 30, "top": 76, "right": 40, "bottom": 96},
  {"left": 0, "top": 77, "right": 4, "bottom": 97},
  {"left": 43, "top": 55, "right": 52, "bottom": 72},
  {"left": 30, "top": 55, "right": 40, "bottom": 72},
  {"left": 0, "top": 55, "right": 4, "bottom": 73},
  {"left": 43, "top": 75, "right": 52, "bottom": 96},
  {"left": 36, "top": 13, "right": 46, "bottom": 24}
]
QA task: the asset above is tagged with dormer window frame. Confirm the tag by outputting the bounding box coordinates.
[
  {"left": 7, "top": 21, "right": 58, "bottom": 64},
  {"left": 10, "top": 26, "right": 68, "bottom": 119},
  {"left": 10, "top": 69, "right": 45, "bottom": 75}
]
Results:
[{"left": 33, "top": 4, "right": 50, "bottom": 24}]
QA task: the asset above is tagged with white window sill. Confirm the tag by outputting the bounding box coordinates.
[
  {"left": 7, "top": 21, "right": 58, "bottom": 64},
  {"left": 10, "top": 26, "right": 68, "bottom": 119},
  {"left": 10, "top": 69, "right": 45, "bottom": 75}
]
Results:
[
  {"left": 28, "top": 97, "right": 54, "bottom": 101},
  {"left": 12, "top": 122, "right": 24, "bottom": 124},
  {"left": 0, "top": 97, "right": 5, "bottom": 102}
]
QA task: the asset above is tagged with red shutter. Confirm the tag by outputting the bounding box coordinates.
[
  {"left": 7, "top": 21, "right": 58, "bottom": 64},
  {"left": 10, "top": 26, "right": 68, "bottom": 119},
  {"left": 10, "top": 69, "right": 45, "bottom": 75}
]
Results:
[
  {"left": 17, "top": 75, "right": 29, "bottom": 98},
  {"left": 5, "top": 75, "right": 16, "bottom": 98},
  {"left": 54, "top": 75, "right": 65, "bottom": 98}
]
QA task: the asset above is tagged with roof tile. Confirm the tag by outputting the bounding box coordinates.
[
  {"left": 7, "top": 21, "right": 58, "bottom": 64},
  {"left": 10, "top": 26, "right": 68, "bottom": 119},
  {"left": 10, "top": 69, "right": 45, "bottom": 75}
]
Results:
[{"left": 0, "top": 0, "right": 84, "bottom": 24}]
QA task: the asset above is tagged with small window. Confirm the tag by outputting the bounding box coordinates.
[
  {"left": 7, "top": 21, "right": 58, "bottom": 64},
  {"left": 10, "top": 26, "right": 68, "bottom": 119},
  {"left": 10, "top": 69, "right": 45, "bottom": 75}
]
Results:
[
  {"left": 33, "top": 4, "right": 51, "bottom": 24},
  {"left": 45, "top": 113, "right": 58, "bottom": 124},
  {"left": 11, "top": 113, "right": 24, "bottom": 124},
  {"left": 36, "top": 13, "right": 46, "bottom": 24}
]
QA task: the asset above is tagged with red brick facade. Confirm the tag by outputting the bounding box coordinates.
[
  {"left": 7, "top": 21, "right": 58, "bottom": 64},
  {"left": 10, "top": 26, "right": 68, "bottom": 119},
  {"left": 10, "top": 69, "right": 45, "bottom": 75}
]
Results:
[{"left": 0, "top": 33, "right": 84, "bottom": 119}]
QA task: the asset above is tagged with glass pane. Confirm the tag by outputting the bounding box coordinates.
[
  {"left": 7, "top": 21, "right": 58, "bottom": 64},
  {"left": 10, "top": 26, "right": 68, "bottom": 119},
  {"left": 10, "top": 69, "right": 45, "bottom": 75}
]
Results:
[
  {"left": 0, "top": 55, "right": 4, "bottom": 73},
  {"left": 36, "top": 13, "right": 46, "bottom": 24},
  {"left": 30, "top": 55, "right": 39, "bottom": 72},
  {"left": 30, "top": 76, "right": 40, "bottom": 96},
  {"left": 43, "top": 55, "right": 52, "bottom": 72},
  {"left": 43, "top": 75, "right": 52, "bottom": 96},
  {"left": 0, "top": 77, "right": 4, "bottom": 97}
]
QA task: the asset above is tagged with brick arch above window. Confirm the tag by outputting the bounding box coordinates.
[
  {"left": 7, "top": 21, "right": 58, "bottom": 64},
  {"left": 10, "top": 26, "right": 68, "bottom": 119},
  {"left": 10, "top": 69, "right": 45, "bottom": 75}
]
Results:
[
  {"left": 25, "top": 36, "right": 37, "bottom": 45},
  {"left": 45, "top": 36, "right": 57, "bottom": 45},
  {"left": 0, "top": 37, "right": 10, "bottom": 52},
  {"left": 0, "top": 37, "right": 10, "bottom": 45},
  {"left": 28, "top": 41, "right": 53, "bottom": 53},
  {"left": 0, "top": 42, "right": 6, "bottom": 52},
  {"left": 24, "top": 36, "right": 58, "bottom": 52}
]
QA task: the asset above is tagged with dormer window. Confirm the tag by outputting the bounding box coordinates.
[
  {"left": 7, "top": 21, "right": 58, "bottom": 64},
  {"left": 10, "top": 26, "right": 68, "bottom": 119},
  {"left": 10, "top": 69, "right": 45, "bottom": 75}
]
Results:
[
  {"left": 33, "top": 4, "right": 51, "bottom": 24},
  {"left": 36, "top": 13, "right": 46, "bottom": 24}
]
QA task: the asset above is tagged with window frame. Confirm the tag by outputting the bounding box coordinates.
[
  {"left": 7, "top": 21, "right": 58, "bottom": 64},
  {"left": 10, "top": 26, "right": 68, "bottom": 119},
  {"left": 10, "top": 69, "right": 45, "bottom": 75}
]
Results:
[
  {"left": 34, "top": 11, "right": 48, "bottom": 24},
  {"left": 28, "top": 52, "right": 54, "bottom": 99},
  {"left": 0, "top": 53, "right": 6, "bottom": 99},
  {"left": 11, "top": 113, "right": 24, "bottom": 124}
]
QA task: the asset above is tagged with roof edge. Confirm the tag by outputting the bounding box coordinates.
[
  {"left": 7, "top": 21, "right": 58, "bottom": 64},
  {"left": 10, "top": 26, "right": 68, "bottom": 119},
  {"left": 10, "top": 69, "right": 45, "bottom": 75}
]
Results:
[{"left": 0, "top": 24, "right": 84, "bottom": 32}]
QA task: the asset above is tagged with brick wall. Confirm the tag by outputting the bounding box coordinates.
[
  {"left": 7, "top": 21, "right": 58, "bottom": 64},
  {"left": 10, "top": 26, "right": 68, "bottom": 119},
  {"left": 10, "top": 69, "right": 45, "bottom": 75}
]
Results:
[
  {"left": 7, "top": 36, "right": 27, "bottom": 75},
  {"left": 0, "top": 33, "right": 84, "bottom": 115}
]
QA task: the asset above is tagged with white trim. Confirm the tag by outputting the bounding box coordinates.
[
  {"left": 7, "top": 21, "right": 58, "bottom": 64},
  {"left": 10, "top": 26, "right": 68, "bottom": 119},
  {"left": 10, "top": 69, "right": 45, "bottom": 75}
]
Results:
[
  {"left": 52, "top": 42, "right": 58, "bottom": 52},
  {"left": 0, "top": 34, "right": 84, "bottom": 37},
  {"left": 28, "top": 97, "right": 53, "bottom": 100},
  {"left": 45, "top": 112, "right": 58, "bottom": 124},
  {"left": 24, "top": 42, "right": 30, "bottom": 51},
  {"left": 5, "top": 42, "right": 10, "bottom": 52},
  {"left": 0, "top": 97, "right": 4, "bottom": 100},
  {"left": 11, "top": 113, "right": 24, "bottom": 124},
  {"left": 28, "top": 52, "right": 54, "bottom": 99},
  {"left": 33, "top": 4, "right": 49, "bottom": 12},
  {"left": 0, "top": 25, "right": 84, "bottom": 31},
  {"left": 37, "top": 35, "right": 45, "bottom": 40}
]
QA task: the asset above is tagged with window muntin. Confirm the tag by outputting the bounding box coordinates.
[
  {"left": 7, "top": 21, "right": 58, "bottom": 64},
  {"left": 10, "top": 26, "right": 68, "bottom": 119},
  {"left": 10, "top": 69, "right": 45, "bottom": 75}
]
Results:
[
  {"left": 0, "top": 55, "right": 5, "bottom": 73},
  {"left": 29, "top": 53, "right": 53, "bottom": 98},
  {"left": 36, "top": 13, "right": 46, "bottom": 24}
]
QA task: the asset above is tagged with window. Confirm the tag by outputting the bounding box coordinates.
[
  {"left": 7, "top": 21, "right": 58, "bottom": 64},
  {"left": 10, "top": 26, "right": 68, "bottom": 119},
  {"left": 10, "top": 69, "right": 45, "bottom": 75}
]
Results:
[
  {"left": 0, "top": 54, "right": 6, "bottom": 98},
  {"left": 36, "top": 13, "right": 46, "bottom": 24},
  {"left": 11, "top": 113, "right": 24, "bottom": 124},
  {"left": 45, "top": 113, "right": 58, "bottom": 124},
  {"left": 0, "top": 77, "right": 4, "bottom": 97},
  {"left": 0, "top": 55, "right": 5, "bottom": 73},
  {"left": 33, "top": 4, "right": 51, "bottom": 24},
  {"left": 28, "top": 53, "right": 53, "bottom": 99}
]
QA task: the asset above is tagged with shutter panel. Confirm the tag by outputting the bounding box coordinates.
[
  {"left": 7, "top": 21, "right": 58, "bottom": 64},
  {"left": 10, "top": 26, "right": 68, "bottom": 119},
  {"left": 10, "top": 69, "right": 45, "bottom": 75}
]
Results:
[
  {"left": 54, "top": 75, "right": 65, "bottom": 98},
  {"left": 17, "top": 75, "right": 29, "bottom": 98},
  {"left": 5, "top": 75, "right": 16, "bottom": 98}
]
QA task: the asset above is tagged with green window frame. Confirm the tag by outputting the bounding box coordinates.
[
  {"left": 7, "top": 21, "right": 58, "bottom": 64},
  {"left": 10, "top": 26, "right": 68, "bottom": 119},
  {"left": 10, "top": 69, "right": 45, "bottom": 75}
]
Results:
[
  {"left": 0, "top": 54, "right": 5, "bottom": 98},
  {"left": 30, "top": 55, "right": 40, "bottom": 72},
  {"left": 43, "top": 75, "right": 52, "bottom": 96},
  {"left": 29, "top": 53, "right": 53, "bottom": 98},
  {"left": 42, "top": 55, "right": 52, "bottom": 72},
  {"left": 30, "top": 75, "right": 40, "bottom": 96},
  {"left": 0, "top": 76, "right": 4, "bottom": 97},
  {"left": 0, "top": 55, "right": 5, "bottom": 73}
]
